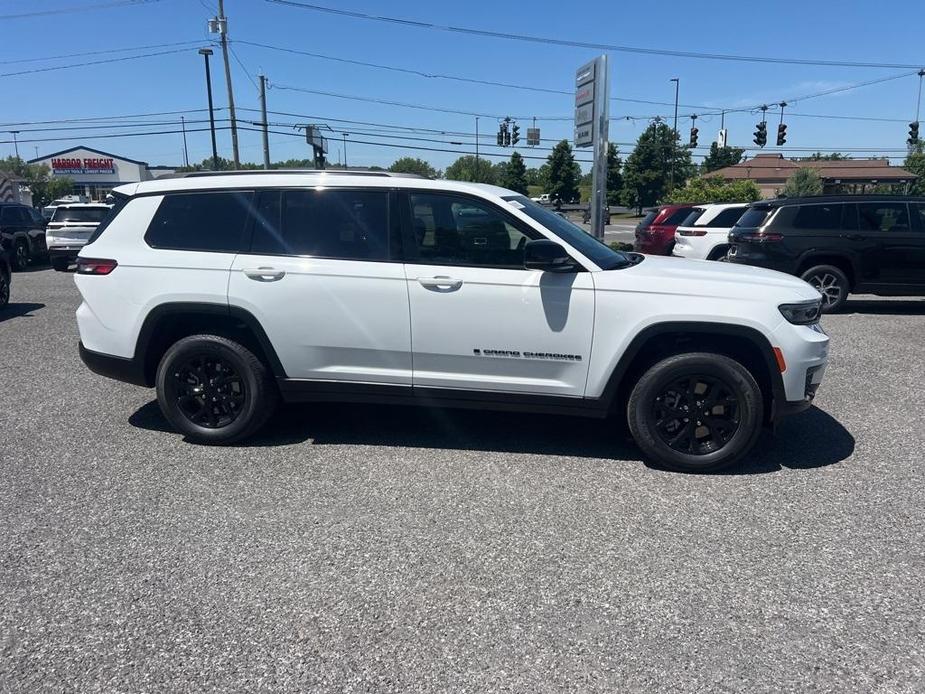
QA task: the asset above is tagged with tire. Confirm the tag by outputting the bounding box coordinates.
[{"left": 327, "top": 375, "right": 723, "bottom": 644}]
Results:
[
  {"left": 11, "top": 239, "right": 29, "bottom": 271},
  {"left": 627, "top": 353, "right": 764, "bottom": 473},
  {"left": 707, "top": 246, "right": 730, "bottom": 261},
  {"left": 0, "top": 270, "right": 9, "bottom": 308},
  {"left": 800, "top": 264, "right": 849, "bottom": 313},
  {"left": 155, "top": 334, "right": 278, "bottom": 444},
  {"left": 51, "top": 258, "right": 70, "bottom": 272}
]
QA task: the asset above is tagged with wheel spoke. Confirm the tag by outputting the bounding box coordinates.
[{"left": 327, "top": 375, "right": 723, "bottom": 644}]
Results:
[{"left": 170, "top": 354, "right": 246, "bottom": 429}]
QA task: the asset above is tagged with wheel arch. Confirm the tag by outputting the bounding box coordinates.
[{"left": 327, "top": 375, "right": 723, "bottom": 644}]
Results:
[
  {"left": 599, "top": 322, "right": 786, "bottom": 424},
  {"left": 134, "top": 302, "right": 286, "bottom": 386},
  {"left": 796, "top": 253, "right": 856, "bottom": 289}
]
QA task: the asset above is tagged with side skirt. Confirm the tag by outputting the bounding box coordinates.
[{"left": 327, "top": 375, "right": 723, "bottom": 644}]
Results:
[{"left": 277, "top": 379, "right": 611, "bottom": 419}]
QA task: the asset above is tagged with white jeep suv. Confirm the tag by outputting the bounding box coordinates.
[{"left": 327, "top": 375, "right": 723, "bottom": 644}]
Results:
[
  {"left": 673, "top": 202, "right": 748, "bottom": 261},
  {"left": 74, "top": 171, "right": 828, "bottom": 472}
]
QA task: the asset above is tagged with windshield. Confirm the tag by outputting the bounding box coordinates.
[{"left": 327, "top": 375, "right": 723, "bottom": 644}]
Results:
[
  {"left": 503, "top": 195, "right": 632, "bottom": 270},
  {"left": 52, "top": 207, "right": 109, "bottom": 224}
]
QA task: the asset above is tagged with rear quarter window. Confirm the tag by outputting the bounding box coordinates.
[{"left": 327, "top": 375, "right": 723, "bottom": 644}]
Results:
[
  {"left": 792, "top": 203, "right": 843, "bottom": 230},
  {"left": 734, "top": 208, "right": 771, "bottom": 228},
  {"left": 144, "top": 191, "right": 254, "bottom": 253}
]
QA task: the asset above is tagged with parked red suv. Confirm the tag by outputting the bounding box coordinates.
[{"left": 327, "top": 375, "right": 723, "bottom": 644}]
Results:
[{"left": 633, "top": 204, "right": 698, "bottom": 255}]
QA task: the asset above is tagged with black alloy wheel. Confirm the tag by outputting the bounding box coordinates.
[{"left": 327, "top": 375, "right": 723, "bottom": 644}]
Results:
[
  {"left": 13, "top": 240, "right": 28, "bottom": 271},
  {"left": 170, "top": 355, "right": 246, "bottom": 429},
  {"left": 651, "top": 375, "right": 740, "bottom": 456},
  {"left": 801, "top": 264, "right": 849, "bottom": 313}
]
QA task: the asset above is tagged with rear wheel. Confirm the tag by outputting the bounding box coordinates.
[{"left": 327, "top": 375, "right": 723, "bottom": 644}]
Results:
[
  {"left": 801, "top": 264, "right": 849, "bottom": 313},
  {"left": 11, "top": 239, "right": 29, "bottom": 271},
  {"left": 627, "top": 353, "right": 764, "bottom": 473},
  {"left": 155, "top": 334, "right": 278, "bottom": 444}
]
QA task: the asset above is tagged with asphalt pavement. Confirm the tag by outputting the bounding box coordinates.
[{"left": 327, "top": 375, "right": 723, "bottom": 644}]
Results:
[{"left": 2, "top": 267, "right": 924, "bottom": 692}]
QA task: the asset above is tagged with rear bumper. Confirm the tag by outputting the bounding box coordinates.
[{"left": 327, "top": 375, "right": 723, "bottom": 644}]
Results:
[{"left": 79, "top": 342, "right": 148, "bottom": 387}]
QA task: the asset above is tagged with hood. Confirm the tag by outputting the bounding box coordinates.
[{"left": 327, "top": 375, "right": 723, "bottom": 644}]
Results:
[{"left": 596, "top": 255, "right": 821, "bottom": 302}]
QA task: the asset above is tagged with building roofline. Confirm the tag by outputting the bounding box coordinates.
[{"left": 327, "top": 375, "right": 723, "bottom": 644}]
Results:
[{"left": 27, "top": 145, "right": 150, "bottom": 167}]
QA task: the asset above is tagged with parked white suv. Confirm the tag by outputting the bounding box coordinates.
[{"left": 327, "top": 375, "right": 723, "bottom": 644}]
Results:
[
  {"left": 673, "top": 203, "right": 748, "bottom": 261},
  {"left": 74, "top": 171, "right": 828, "bottom": 472},
  {"left": 47, "top": 203, "right": 111, "bottom": 271}
]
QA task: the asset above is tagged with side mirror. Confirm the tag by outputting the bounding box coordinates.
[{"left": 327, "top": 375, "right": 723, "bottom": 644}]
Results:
[{"left": 524, "top": 239, "right": 579, "bottom": 273}]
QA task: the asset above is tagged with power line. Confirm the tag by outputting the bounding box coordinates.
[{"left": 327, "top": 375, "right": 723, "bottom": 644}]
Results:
[
  {"left": 264, "top": 0, "right": 925, "bottom": 70},
  {"left": 0, "top": 47, "right": 203, "bottom": 78},
  {"left": 0, "top": 0, "right": 166, "bottom": 20},
  {"left": 0, "top": 40, "right": 207, "bottom": 66},
  {"left": 0, "top": 107, "right": 225, "bottom": 128}
]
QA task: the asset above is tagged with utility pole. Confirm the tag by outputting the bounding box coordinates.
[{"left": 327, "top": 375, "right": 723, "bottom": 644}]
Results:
[
  {"left": 475, "top": 116, "right": 480, "bottom": 181},
  {"left": 669, "top": 77, "right": 679, "bottom": 190},
  {"left": 180, "top": 116, "right": 189, "bottom": 167},
  {"left": 198, "top": 48, "right": 220, "bottom": 170},
  {"left": 259, "top": 74, "right": 270, "bottom": 169},
  {"left": 10, "top": 131, "right": 20, "bottom": 159},
  {"left": 342, "top": 132, "right": 348, "bottom": 168},
  {"left": 212, "top": 0, "right": 239, "bottom": 168}
]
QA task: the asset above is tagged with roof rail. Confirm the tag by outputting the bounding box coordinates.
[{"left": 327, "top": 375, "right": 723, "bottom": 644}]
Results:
[{"left": 165, "top": 169, "right": 426, "bottom": 179}]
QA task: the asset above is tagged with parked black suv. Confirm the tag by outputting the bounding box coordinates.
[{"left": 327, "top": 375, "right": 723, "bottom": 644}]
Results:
[
  {"left": 0, "top": 202, "right": 48, "bottom": 271},
  {"left": 727, "top": 195, "right": 925, "bottom": 312}
]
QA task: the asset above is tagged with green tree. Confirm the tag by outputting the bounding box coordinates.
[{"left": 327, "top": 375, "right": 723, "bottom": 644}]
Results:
[
  {"left": 803, "top": 152, "right": 851, "bottom": 161},
  {"left": 445, "top": 155, "right": 496, "bottom": 184},
  {"left": 606, "top": 143, "right": 623, "bottom": 205},
  {"left": 782, "top": 168, "right": 824, "bottom": 197},
  {"left": 176, "top": 156, "right": 236, "bottom": 172},
  {"left": 665, "top": 175, "right": 762, "bottom": 204},
  {"left": 620, "top": 121, "right": 694, "bottom": 213},
  {"left": 701, "top": 143, "right": 745, "bottom": 173},
  {"left": 524, "top": 167, "right": 543, "bottom": 187},
  {"left": 0, "top": 156, "right": 74, "bottom": 208},
  {"left": 389, "top": 156, "right": 438, "bottom": 178},
  {"left": 903, "top": 144, "right": 925, "bottom": 195},
  {"left": 545, "top": 140, "right": 581, "bottom": 203},
  {"left": 498, "top": 151, "right": 528, "bottom": 194}
]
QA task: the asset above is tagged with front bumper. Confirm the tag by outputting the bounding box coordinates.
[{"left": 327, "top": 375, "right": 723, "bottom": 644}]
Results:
[{"left": 769, "top": 320, "right": 829, "bottom": 421}]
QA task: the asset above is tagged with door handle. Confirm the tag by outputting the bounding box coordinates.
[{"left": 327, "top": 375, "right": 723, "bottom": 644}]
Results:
[
  {"left": 843, "top": 234, "right": 865, "bottom": 241},
  {"left": 418, "top": 275, "right": 463, "bottom": 290},
  {"left": 243, "top": 267, "right": 286, "bottom": 282}
]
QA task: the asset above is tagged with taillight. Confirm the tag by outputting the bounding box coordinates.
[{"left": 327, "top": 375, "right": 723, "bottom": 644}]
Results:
[
  {"left": 738, "top": 232, "right": 783, "bottom": 243},
  {"left": 678, "top": 229, "right": 707, "bottom": 237},
  {"left": 76, "top": 257, "right": 118, "bottom": 275}
]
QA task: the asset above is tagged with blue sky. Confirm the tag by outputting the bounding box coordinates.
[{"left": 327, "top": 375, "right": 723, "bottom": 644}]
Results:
[{"left": 1, "top": 0, "right": 922, "bottom": 172}]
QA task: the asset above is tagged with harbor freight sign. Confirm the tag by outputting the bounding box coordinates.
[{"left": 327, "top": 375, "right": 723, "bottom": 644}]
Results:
[{"left": 51, "top": 157, "right": 115, "bottom": 175}]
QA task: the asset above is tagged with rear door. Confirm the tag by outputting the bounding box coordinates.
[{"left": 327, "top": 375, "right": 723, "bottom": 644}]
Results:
[
  {"left": 859, "top": 201, "right": 925, "bottom": 286},
  {"left": 400, "top": 191, "right": 594, "bottom": 397},
  {"left": 227, "top": 187, "right": 411, "bottom": 384}
]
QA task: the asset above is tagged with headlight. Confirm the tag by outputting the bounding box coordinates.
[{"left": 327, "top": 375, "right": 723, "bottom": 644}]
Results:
[{"left": 779, "top": 300, "right": 822, "bottom": 325}]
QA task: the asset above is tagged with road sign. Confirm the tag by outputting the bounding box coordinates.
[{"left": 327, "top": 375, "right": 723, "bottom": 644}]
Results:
[
  {"left": 717, "top": 128, "right": 728, "bottom": 148},
  {"left": 574, "top": 123, "right": 593, "bottom": 147},
  {"left": 574, "top": 104, "right": 593, "bottom": 126},
  {"left": 526, "top": 127, "right": 540, "bottom": 146}
]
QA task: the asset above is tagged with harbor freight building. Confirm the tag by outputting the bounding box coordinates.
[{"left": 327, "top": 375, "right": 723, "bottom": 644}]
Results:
[{"left": 28, "top": 146, "right": 177, "bottom": 201}]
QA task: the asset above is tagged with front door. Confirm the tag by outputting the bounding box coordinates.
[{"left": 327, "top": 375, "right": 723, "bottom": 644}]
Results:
[
  {"left": 401, "top": 191, "right": 594, "bottom": 397},
  {"left": 228, "top": 188, "right": 412, "bottom": 384}
]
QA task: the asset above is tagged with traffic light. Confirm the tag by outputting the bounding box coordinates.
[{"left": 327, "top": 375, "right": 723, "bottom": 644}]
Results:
[
  {"left": 777, "top": 123, "right": 787, "bottom": 146},
  {"left": 753, "top": 121, "right": 767, "bottom": 147},
  {"left": 908, "top": 121, "right": 919, "bottom": 145},
  {"left": 689, "top": 126, "right": 698, "bottom": 148},
  {"left": 511, "top": 123, "right": 520, "bottom": 146},
  {"left": 504, "top": 126, "right": 511, "bottom": 147},
  {"left": 497, "top": 126, "right": 505, "bottom": 147}
]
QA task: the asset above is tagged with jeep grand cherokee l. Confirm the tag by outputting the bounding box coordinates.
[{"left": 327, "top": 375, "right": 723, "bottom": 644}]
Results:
[{"left": 74, "top": 171, "right": 829, "bottom": 473}]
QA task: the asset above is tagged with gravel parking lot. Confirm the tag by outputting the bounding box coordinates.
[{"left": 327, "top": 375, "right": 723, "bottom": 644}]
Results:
[{"left": 2, "top": 266, "right": 924, "bottom": 692}]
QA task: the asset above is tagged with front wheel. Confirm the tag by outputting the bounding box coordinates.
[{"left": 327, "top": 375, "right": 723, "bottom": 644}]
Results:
[
  {"left": 11, "top": 239, "right": 29, "bottom": 271},
  {"left": 155, "top": 334, "right": 278, "bottom": 444},
  {"left": 801, "top": 264, "right": 849, "bottom": 313},
  {"left": 627, "top": 353, "right": 764, "bottom": 473}
]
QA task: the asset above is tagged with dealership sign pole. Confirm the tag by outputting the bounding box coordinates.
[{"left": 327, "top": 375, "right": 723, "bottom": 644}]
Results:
[{"left": 575, "top": 55, "right": 609, "bottom": 240}]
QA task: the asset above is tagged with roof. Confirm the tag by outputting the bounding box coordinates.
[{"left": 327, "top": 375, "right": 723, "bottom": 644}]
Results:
[
  {"left": 751, "top": 194, "right": 925, "bottom": 208},
  {"left": 53, "top": 202, "right": 112, "bottom": 209},
  {"left": 27, "top": 145, "right": 150, "bottom": 167},
  {"left": 711, "top": 154, "right": 916, "bottom": 181},
  {"left": 115, "top": 172, "right": 518, "bottom": 199}
]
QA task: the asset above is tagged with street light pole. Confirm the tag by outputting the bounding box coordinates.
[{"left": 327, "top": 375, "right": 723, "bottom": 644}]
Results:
[
  {"left": 180, "top": 116, "right": 189, "bottom": 167},
  {"left": 198, "top": 48, "right": 220, "bottom": 170},
  {"left": 10, "top": 131, "right": 20, "bottom": 159},
  {"left": 670, "top": 78, "right": 679, "bottom": 189}
]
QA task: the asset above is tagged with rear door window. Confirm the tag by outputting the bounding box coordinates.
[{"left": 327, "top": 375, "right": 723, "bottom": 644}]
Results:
[
  {"left": 249, "top": 188, "right": 391, "bottom": 261},
  {"left": 145, "top": 190, "right": 253, "bottom": 252},
  {"left": 792, "top": 204, "right": 843, "bottom": 230},
  {"left": 664, "top": 207, "right": 694, "bottom": 225},
  {"left": 858, "top": 202, "right": 911, "bottom": 232},
  {"left": 679, "top": 209, "right": 705, "bottom": 227}
]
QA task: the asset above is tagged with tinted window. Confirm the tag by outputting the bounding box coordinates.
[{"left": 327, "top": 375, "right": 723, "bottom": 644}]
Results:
[
  {"left": 86, "top": 195, "right": 128, "bottom": 246},
  {"left": 636, "top": 210, "right": 657, "bottom": 230},
  {"left": 679, "top": 209, "right": 705, "bottom": 227},
  {"left": 735, "top": 208, "right": 770, "bottom": 228},
  {"left": 0, "top": 207, "right": 20, "bottom": 224},
  {"left": 250, "top": 189, "right": 390, "bottom": 260},
  {"left": 503, "top": 195, "right": 630, "bottom": 270},
  {"left": 146, "top": 191, "right": 253, "bottom": 252},
  {"left": 858, "top": 203, "right": 910, "bottom": 232},
  {"left": 28, "top": 208, "right": 45, "bottom": 225},
  {"left": 52, "top": 207, "right": 110, "bottom": 224},
  {"left": 707, "top": 207, "right": 747, "bottom": 228},
  {"left": 912, "top": 203, "right": 925, "bottom": 231},
  {"left": 664, "top": 207, "right": 694, "bottom": 225},
  {"left": 410, "top": 193, "right": 538, "bottom": 268},
  {"left": 792, "top": 204, "right": 842, "bottom": 230}
]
